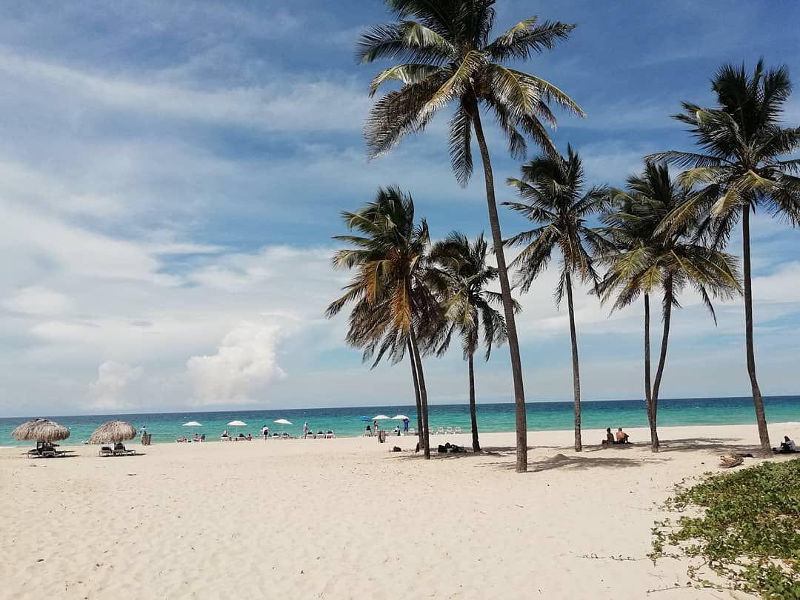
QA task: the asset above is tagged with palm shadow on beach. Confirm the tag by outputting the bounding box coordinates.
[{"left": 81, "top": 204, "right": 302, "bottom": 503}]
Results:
[{"left": 653, "top": 437, "right": 762, "bottom": 456}]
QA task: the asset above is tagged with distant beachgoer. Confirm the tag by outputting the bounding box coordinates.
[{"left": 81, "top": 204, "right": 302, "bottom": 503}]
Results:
[
  {"left": 373, "top": 420, "right": 379, "bottom": 432},
  {"left": 365, "top": 425, "right": 372, "bottom": 436},
  {"left": 262, "top": 425, "right": 269, "bottom": 440},
  {"left": 394, "top": 425, "right": 401, "bottom": 436},
  {"left": 246, "top": 433, "right": 252, "bottom": 441},
  {"left": 615, "top": 428, "right": 630, "bottom": 444},
  {"left": 193, "top": 433, "right": 200, "bottom": 442},
  {"left": 403, "top": 418, "right": 409, "bottom": 433},
  {"left": 200, "top": 434, "right": 206, "bottom": 442},
  {"left": 775, "top": 436, "right": 798, "bottom": 454},
  {"left": 303, "top": 422, "right": 309, "bottom": 439},
  {"left": 601, "top": 427, "right": 614, "bottom": 446}
]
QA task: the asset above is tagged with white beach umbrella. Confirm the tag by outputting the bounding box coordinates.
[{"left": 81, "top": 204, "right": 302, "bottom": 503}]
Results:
[
  {"left": 227, "top": 420, "right": 247, "bottom": 426},
  {"left": 372, "top": 415, "right": 390, "bottom": 420},
  {"left": 274, "top": 419, "right": 292, "bottom": 425},
  {"left": 183, "top": 421, "right": 202, "bottom": 427},
  {"left": 391, "top": 414, "right": 410, "bottom": 420}
]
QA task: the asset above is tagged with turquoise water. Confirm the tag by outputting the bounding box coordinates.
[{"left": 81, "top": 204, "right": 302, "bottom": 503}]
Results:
[{"left": 2, "top": 396, "right": 799, "bottom": 447}]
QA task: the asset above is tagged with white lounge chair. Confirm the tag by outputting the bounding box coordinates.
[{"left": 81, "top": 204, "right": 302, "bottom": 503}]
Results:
[
  {"left": 446, "top": 427, "right": 454, "bottom": 435},
  {"left": 436, "top": 426, "right": 444, "bottom": 435},
  {"left": 455, "top": 427, "right": 462, "bottom": 434}
]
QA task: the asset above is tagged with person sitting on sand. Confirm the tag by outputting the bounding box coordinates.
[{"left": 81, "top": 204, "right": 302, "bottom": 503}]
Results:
[
  {"left": 775, "top": 435, "right": 799, "bottom": 454},
  {"left": 601, "top": 427, "right": 614, "bottom": 446},
  {"left": 175, "top": 435, "right": 187, "bottom": 443},
  {"left": 365, "top": 424, "right": 372, "bottom": 437},
  {"left": 615, "top": 428, "right": 630, "bottom": 444}
]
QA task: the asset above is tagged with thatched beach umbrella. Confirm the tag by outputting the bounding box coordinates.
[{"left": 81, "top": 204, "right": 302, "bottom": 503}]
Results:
[
  {"left": 89, "top": 421, "right": 137, "bottom": 444},
  {"left": 12, "top": 418, "right": 70, "bottom": 444}
]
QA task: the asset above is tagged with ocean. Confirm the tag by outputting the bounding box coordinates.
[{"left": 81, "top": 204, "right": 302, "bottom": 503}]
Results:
[{"left": 2, "top": 395, "right": 799, "bottom": 447}]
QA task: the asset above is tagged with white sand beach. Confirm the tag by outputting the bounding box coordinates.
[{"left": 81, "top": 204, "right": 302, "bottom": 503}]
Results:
[{"left": 2, "top": 423, "right": 797, "bottom": 599}]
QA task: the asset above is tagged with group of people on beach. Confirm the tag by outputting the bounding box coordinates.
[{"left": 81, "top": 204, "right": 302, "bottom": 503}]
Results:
[
  {"left": 365, "top": 419, "right": 409, "bottom": 437},
  {"left": 601, "top": 427, "right": 630, "bottom": 446},
  {"left": 175, "top": 433, "right": 206, "bottom": 443}
]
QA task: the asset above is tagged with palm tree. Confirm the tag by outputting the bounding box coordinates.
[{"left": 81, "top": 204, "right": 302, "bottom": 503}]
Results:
[
  {"left": 325, "top": 186, "right": 439, "bottom": 458},
  {"left": 358, "top": 1, "right": 583, "bottom": 471},
  {"left": 649, "top": 60, "right": 800, "bottom": 453},
  {"left": 599, "top": 163, "right": 742, "bottom": 451},
  {"left": 503, "top": 147, "right": 607, "bottom": 452},
  {"left": 427, "top": 232, "right": 511, "bottom": 452}
]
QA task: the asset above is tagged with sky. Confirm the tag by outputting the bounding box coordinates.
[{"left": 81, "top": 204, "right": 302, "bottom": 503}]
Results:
[{"left": 1, "top": 0, "right": 799, "bottom": 417}]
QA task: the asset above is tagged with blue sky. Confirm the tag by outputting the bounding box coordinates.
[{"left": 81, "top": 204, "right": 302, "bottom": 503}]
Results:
[{"left": 0, "top": 0, "right": 799, "bottom": 416}]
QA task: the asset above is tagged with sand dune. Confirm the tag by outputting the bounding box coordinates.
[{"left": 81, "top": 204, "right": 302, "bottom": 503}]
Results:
[{"left": 2, "top": 423, "right": 792, "bottom": 599}]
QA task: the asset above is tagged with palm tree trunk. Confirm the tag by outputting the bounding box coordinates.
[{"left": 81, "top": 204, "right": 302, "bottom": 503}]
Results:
[
  {"left": 468, "top": 352, "right": 480, "bottom": 452},
  {"left": 650, "top": 279, "right": 674, "bottom": 453},
  {"left": 643, "top": 293, "right": 658, "bottom": 450},
  {"left": 742, "top": 208, "right": 771, "bottom": 453},
  {"left": 470, "top": 101, "right": 527, "bottom": 473},
  {"left": 564, "top": 271, "right": 582, "bottom": 452},
  {"left": 408, "top": 339, "right": 424, "bottom": 449},
  {"left": 409, "top": 326, "right": 431, "bottom": 459}
]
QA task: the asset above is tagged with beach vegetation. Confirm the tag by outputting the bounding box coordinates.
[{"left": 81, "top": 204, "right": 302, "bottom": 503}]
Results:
[
  {"left": 650, "top": 60, "right": 800, "bottom": 454},
  {"left": 598, "top": 163, "right": 741, "bottom": 452},
  {"left": 326, "top": 186, "right": 441, "bottom": 458},
  {"left": 503, "top": 146, "right": 608, "bottom": 452},
  {"left": 358, "top": 0, "right": 583, "bottom": 472},
  {"left": 651, "top": 459, "right": 800, "bottom": 598},
  {"left": 427, "top": 232, "right": 512, "bottom": 452}
]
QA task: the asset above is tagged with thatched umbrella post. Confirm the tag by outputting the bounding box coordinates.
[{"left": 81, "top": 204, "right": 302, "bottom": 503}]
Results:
[{"left": 12, "top": 419, "right": 70, "bottom": 453}]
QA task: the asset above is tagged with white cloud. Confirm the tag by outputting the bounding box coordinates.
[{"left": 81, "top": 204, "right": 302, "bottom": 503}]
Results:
[
  {"left": 89, "top": 360, "right": 143, "bottom": 410},
  {"left": 187, "top": 320, "right": 287, "bottom": 405},
  {"left": 4, "top": 286, "right": 72, "bottom": 316},
  {"left": 0, "top": 50, "right": 368, "bottom": 134}
]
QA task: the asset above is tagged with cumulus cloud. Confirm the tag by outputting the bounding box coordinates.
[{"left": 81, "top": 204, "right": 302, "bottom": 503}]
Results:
[
  {"left": 187, "top": 321, "right": 287, "bottom": 405},
  {"left": 89, "top": 360, "right": 143, "bottom": 410}
]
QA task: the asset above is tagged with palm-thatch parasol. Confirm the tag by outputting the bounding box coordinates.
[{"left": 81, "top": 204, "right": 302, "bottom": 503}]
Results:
[
  {"left": 12, "top": 418, "right": 70, "bottom": 443},
  {"left": 89, "top": 421, "right": 137, "bottom": 444}
]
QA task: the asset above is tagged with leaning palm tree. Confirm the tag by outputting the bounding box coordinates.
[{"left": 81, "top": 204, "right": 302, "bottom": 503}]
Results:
[
  {"left": 427, "top": 232, "right": 510, "bottom": 452},
  {"left": 326, "top": 186, "right": 440, "bottom": 458},
  {"left": 648, "top": 60, "right": 800, "bottom": 453},
  {"left": 599, "top": 162, "right": 742, "bottom": 451},
  {"left": 503, "top": 147, "right": 608, "bottom": 452},
  {"left": 358, "top": 1, "right": 584, "bottom": 471}
]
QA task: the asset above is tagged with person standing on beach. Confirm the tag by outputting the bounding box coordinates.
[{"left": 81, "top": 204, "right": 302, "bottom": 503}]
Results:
[
  {"left": 403, "top": 418, "right": 409, "bottom": 433},
  {"left": 302, "top": 422, "right": 308, "bottom": 439},
  {"left": 262, "top": 425, "right": 269, "bottom": 440}
]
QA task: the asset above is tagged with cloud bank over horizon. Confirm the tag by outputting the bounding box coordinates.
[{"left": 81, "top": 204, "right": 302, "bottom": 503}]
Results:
[{"left": 0, "top": 1, "right": 798, "bottom": 417}]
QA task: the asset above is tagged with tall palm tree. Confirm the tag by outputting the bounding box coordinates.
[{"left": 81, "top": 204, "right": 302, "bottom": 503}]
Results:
[
  {"left": 358, "top": 0, "right": 583, "bottom": 471},
  {"left": 503, "top": 147, "right": 607, "bottom": 452},
  {"left": 649, "top": 60, "right": 800, "bottom": 453},
  {"left": 325, "top": 186, "right": 439, "bottom": 458},
  {"left": 428, "top": 232, "right": 511, "bottom": 452},
  {"left": 599, "top": 163, "right": 742, "bottom": 451}
]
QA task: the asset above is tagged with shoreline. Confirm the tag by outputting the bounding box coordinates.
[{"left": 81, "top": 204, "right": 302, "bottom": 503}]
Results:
[{"left": 3, "top": 418, "right": 800, "bottom": 449}]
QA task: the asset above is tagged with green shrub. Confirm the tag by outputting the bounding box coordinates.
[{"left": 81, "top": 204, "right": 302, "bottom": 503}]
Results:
[{"left": 651, "top": 459, "right": 800, "bottom": 599}]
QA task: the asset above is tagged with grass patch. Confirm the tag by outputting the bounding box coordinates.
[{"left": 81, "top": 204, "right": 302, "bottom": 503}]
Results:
[{"left": 651, "top": 459, "right": 800, "bottom": 599}]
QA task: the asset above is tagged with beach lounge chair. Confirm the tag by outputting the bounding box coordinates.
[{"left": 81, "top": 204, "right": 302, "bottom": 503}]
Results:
[
  {"left": 112, "top": 443, "right": 134, "bottom": 456},
  {"left": 407, "top": 427, "right": 416, "bottom": 435},
  {"left": 446, "top": 427, "right": 454, "bottom": 435},
  {"left": 454, "top": 427, "right": 462, "bottom": 434},
  {"left": 99, "top": 446, "right": 113, "bottom": 457},
  {"left": 436, "top": 427, "right": 444, "bottom": 435}
]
